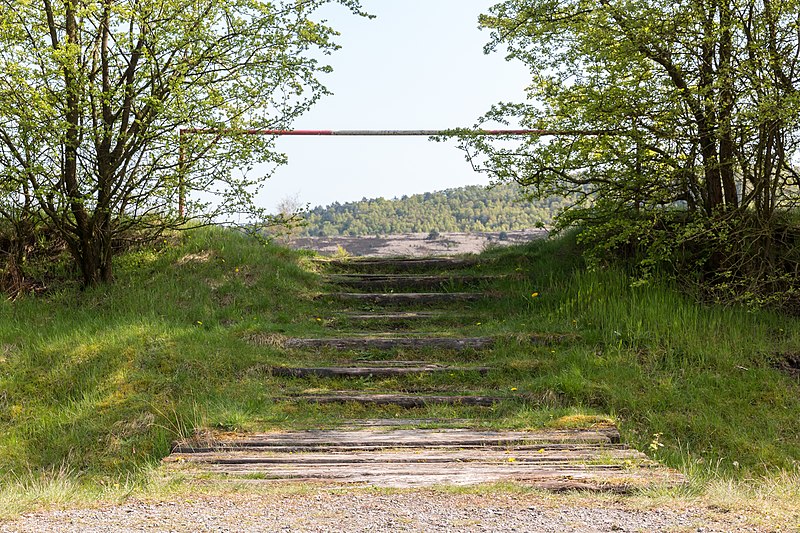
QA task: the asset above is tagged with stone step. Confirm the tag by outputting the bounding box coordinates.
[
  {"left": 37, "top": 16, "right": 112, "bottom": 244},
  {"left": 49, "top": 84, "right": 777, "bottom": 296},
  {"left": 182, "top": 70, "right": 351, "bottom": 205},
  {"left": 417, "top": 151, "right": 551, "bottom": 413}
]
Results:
[
  {"left": 163, "top": 427, "right": 686, "bottom": 491},
  {"left": 270, "top": 364, "right": 490, "bottom": 378},
  {"left": 322, "top": 257, "right": 481, "bottom": 273},
  {"left": 325, "top": 274, "right": 503, "bottom": 291},
  {"left": 319, "top": 292, "right": 487, "bottom": 306}
]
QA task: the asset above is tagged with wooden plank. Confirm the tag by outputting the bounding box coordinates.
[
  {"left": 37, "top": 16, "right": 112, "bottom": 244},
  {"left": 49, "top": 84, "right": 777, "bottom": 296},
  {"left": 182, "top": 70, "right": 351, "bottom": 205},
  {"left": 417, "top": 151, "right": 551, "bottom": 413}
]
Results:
[
  {"left": 193, "top": 466, "right": 683, "bottom": 491},
  {"left": 282, "top": 334, "right": 574, "bottom": 351},
  {"left": 172, "top": 444, "right": 621, "bottom": 454},
  {"left": 341, "top": 418, "right": 474, "bottom": 428},
  {"left": 161, "top": 426, "right": 688, "bottom": 492},
  {"left": 283, "top": 336, "right": 495, "bottom": 351},
  {"left": 327, "top": 274, "right": 500, "bottom": 282},
  {"left": 336, "top": 312, "right": 450, "bottom": 320},
  {"left": 334, "top": 360, "right": 438, "bottom": 367},
  {"left": 287, "top": 393, "right": 502, "bottom": 407},
  {"left": 167, "top": 447, "right": 649, "bottom": 465},
  {"left": 270, "top": 365, "right": 490, "bottom": 378},
  {"left": 325, "top": 274, "right": 503, "bottom": 291},
  {"left": 172, "top": 428, "right": 621, "bottom": 453},
  {"left": 163, "top": 447, "right": 685, "bottom": 491},
  {"left": 320, "top": 292, "right": 486, "bottom": 305}
]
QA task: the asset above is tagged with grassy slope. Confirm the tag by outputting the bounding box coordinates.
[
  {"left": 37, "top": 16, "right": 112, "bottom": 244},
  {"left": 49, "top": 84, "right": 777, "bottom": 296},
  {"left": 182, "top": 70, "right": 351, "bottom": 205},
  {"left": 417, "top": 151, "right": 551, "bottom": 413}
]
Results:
[
  {"left": 0, "top": 229, "right": 324, "bottom": 479},
  {"left": 0, "top": 227, "right": 798, "bottom": 510},
  {"left": 479, "top": 237, "right": 800, "bottom": 475}
]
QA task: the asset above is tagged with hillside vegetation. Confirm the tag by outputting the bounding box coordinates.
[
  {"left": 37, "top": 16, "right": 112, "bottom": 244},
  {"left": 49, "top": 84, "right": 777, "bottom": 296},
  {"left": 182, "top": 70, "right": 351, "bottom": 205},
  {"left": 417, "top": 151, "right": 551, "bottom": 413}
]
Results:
[
  {"left": 0, "top": 228, "right": 798, "bottom": 519},
  {"left": 301, "top": 183, "right": 565, "bottom": 236}
]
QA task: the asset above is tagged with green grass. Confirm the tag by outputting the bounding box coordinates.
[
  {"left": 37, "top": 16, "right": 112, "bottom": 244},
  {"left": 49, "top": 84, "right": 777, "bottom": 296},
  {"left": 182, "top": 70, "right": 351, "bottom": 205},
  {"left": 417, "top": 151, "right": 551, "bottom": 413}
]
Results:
[{"left": 0, "top": 226, "right": 798, "bottom": 515}]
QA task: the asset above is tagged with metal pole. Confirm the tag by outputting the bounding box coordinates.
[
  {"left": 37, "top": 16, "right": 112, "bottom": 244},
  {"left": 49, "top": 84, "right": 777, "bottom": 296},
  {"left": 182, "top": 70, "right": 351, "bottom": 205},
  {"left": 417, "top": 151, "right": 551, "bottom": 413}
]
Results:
[
  {"left": 175, "top": 127, "right": 615, "bottom": 215},
  {"left": 178, "top": 129, "right": 185, "bottom": 218},
  {"left": 179, "top": 128, "right": 613, "bottom": 137}
]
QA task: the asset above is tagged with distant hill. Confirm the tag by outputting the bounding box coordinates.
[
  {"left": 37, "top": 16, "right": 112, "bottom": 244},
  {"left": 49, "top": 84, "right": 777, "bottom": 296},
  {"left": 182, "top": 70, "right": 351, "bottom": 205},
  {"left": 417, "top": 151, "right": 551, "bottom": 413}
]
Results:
[{"left": 300, "top": 183, "right": 566, "bottom": 236}]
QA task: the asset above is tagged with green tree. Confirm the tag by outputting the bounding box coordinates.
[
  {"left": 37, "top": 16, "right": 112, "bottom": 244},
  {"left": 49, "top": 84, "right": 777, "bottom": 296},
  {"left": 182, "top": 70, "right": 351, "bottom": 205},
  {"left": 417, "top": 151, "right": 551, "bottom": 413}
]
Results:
[
  {"left": 468, "top": 0, "right": 799, "bottom": 217},
  {"left": 0, "top": 0, "right": 366, "bottom": 285},
  {"left": 461, "top": 0, "right": 800, "bottom": 301}
]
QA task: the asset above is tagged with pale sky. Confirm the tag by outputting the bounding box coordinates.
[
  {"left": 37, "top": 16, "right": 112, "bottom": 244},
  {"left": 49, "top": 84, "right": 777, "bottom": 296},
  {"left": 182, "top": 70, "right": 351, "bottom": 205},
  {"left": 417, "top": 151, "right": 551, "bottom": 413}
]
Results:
[{"left": 258, "top": 1, "right": 531, "bottom": 213}]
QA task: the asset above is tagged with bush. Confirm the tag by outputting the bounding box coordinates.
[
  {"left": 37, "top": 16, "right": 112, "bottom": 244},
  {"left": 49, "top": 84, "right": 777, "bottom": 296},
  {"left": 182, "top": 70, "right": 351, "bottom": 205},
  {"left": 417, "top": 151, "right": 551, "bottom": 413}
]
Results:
[
  {"left": 425, "top": 229, "right": 440, "bottom": 241},
  {"left": 570, "top": 208, "right": 800, "bottom": 313}
]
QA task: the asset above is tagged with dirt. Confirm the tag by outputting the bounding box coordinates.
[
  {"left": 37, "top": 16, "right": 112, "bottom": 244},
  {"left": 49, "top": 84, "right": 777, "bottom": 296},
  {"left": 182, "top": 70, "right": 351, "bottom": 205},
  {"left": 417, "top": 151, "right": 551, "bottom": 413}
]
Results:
[
  {"left": 287, "top": 230, "right": 547, "bottom": 257},
  {"left": 773, "top": 351, "right": 800, "bottom": 379},
  {"left": 0, "top": 491, "right": 770, "bottom": 532}
]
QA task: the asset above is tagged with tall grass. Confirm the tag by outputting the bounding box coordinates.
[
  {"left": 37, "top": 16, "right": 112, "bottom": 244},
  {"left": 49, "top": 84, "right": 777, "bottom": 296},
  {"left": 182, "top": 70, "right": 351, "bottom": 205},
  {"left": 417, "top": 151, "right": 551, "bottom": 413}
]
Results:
[{"left": 505, "top": 238, "right": 800, "bottom": 476}]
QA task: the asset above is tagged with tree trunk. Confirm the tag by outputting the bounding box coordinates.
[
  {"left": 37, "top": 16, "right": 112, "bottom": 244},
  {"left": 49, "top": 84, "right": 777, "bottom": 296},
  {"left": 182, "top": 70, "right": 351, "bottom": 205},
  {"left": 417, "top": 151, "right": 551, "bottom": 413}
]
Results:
[
  {"left": 75, "top": 225, "right": 114, "bottom": 287},
  {"left": 718, "top": 0, "right": 739, "bottom": 210}
]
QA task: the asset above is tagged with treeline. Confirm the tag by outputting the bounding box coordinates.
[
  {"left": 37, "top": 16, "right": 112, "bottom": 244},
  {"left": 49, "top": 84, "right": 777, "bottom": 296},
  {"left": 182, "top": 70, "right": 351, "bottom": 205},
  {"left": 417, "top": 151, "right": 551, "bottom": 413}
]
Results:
[{"left": 301, "top": 183, "right": 565, "bottom": 236}]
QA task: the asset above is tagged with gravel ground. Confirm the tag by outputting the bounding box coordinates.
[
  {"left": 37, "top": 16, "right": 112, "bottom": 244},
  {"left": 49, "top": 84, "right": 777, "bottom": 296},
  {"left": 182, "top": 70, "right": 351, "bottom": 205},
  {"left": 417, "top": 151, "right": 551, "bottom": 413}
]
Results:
[
  {"left": 0, "top": 491, "right": 767, "bottom": 532},
  {"left": 287, "top": 230, "right": 547, "bottom": 257}
]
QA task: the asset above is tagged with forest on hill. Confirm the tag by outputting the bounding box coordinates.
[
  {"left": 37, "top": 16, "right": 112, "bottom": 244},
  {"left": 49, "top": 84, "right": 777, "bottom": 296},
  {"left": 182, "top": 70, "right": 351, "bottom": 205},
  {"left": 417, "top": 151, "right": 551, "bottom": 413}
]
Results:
[{"left": 300, "top": 183, "right": 566, "bottom": 236}]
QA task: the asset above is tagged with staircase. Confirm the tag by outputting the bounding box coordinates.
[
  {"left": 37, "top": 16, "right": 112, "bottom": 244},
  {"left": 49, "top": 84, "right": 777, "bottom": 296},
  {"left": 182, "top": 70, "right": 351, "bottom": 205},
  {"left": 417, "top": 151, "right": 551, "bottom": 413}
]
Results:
[{"left": 164, "top": 255, "right": 685, "bottom": 490}]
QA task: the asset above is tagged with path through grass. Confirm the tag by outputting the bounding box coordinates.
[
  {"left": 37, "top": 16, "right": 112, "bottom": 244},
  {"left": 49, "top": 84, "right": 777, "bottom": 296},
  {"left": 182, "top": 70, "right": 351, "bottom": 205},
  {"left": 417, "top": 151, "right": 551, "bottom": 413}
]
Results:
[{"left": 0, "top": 227, "right": 798, "bottom": 518}]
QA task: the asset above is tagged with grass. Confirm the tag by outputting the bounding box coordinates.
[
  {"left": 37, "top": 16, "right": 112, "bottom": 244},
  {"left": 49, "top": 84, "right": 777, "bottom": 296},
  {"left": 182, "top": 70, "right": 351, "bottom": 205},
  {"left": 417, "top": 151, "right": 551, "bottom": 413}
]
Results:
[{"left": 0, "top": 226, "right": 798, "bottom": 521}]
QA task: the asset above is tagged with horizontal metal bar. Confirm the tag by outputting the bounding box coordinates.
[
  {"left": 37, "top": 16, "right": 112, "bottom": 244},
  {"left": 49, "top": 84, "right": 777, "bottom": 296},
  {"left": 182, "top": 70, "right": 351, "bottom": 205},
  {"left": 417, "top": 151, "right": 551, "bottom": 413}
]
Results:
[{"left": 180, "top": 128, "right": 614, "bottom": 137}]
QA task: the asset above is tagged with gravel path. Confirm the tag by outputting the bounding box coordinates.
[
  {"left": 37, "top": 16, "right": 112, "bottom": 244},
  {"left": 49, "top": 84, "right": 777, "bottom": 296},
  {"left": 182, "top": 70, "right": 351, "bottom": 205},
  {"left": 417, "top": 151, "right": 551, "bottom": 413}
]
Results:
[
  {"left": 0, "top": 491, "right": 766, "bottom": 532},
  {"left": 288, "top": 230, "right": 546, "bottom": 257}
]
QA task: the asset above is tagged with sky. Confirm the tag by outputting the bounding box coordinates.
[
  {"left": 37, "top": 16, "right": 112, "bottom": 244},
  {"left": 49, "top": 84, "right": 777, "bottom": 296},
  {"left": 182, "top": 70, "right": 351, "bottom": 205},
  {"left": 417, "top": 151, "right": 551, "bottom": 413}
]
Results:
[{"left": 258, "top": 1, "right": 532, "bottom": 214}]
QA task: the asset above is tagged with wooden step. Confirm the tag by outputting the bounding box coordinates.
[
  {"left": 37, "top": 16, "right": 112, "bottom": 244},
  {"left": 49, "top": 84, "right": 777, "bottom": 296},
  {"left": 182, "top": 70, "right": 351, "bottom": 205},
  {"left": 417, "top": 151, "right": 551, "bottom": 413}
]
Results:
[
  {"left": 164, "top": 427, "right": 686, "bottom": 491},
  {"left": 325, "top": 274, "right": 502, "bottom": 291},
  {"left": 339, "top": 311, "right": 446, "bottom": 320},
  {"left": 332, "top": 312, "right": 457, "bottom": 327},
  {"left": 320, "top": 292, "right": 486, "bottom": 305},
  {"left": 282, "top": 393, "right": 503, "bottom": 407},
  {"left": 322, "top": 257, "right": 480, "bottom": 273},
  {"left": 170, "top": 448, "right": 647, "bottom": 465},
  {"left": 341, "top": 418, "right": 474, "bottom": 428},
  {"left": 171, "top": 428, "right": 621, "bottom": 453},
  {"left": 270, "top": 364, "right": 490, "bottom": 378},
  {"left": 282, "top": 334, "right": 573, "bottom": 351},
  {"left": 165, "top": 457, "right": 682, "bottom": 491},
  {"left": 283, "top": 336, "right": 496, "bottom": 351},
  {"left": 335, "top": 311, "right": 452, "bottom": 321},
  {"left": 328, "top": 312, "right": 474, "bottom": 331}
]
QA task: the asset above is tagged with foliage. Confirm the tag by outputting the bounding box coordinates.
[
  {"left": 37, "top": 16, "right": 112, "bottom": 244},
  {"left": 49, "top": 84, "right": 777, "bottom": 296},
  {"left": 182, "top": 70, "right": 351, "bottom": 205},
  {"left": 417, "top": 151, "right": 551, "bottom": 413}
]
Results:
[
  {"left": 301, "top": 182, "right": 565, "bottom": 236},
  {"left": 0, "top": 217, "right": 71, "bottom": 297},
  {"left": 461, "top": 0, "right": 800, "bottom": 308},
  {"left": 0, "top": 0, "right": 366, "bottom": 286}
]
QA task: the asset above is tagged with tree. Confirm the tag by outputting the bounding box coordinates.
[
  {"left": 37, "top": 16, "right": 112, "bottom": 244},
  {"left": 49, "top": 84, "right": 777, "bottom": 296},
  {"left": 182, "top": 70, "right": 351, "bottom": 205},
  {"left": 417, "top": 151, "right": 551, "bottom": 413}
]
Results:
[
  {"left": 0, "top": 0, "right": 366, "bottom": 286},
  {"left": 460, "top": 0, "right": 800, "bottom": 303},
  {"left": 468, "top": 0, "right": 799, "bottom": 216},
  {"left": 271, "top": 192, "right": 307, "bottom": 242}
]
